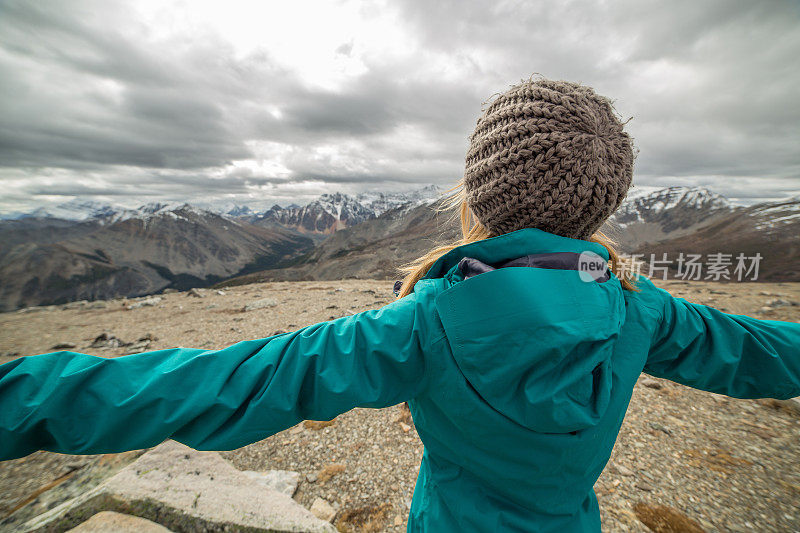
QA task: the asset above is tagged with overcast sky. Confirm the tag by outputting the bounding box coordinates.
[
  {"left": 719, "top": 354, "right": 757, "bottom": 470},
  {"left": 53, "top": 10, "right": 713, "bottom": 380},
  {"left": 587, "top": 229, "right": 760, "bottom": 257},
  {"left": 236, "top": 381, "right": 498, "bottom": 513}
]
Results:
[{"left": 1, "top": 0, "right": 799, "bottom": 214}]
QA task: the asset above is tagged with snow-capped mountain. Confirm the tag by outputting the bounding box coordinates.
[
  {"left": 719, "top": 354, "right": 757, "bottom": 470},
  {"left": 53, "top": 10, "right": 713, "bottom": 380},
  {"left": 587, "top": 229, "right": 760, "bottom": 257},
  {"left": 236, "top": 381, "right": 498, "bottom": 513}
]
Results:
[
  {"left": 603, "top": 186, "right": 736, "bottom": 249},
  {"left": 357, "top": 184, "right": 443, "bottom": 217},
  {"left": 251, "top": 185, "right": 443, "bottom": 235},
  {"left": 4, "top": 185, "right": 444, "bottom": 233},
  {"left": 610, "top": 186, "right": 733, "bottom": 229},
  {"left": 225, "top": 205, "right": 256, "bottom": 217},
  {"left": 747, "top": 197, "right": 800, "bottom": 231},
  {"left": 254, "top": 193, "right": 376, "bottom": 235},
  {"left": 109, "top": 203, "right": 229, "bottom": 227},
  {"left": 14, "top": 199, "right": 122, "bottom": 221}
]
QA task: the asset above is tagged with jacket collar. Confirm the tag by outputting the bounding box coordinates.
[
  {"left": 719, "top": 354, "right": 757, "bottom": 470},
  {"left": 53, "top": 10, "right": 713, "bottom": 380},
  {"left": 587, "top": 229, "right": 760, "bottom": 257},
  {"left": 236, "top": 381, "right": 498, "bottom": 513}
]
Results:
[{"left": 422, "top": 228, "right": 610, "bottom": 280}]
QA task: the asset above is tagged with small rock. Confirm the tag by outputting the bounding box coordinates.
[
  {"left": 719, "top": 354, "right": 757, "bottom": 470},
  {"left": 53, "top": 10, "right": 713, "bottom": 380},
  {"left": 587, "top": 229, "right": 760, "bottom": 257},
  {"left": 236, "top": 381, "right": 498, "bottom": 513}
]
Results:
[
  {"left": 243, "top": 298, "right": 278, "bottom": 311},
  {"left": 310, "top": 498, "right": 336, "bottom": 522},
  {"left": 216, "top": 290, "right": 226, "bottom": 295},
  {"left": 17, "top": 306, "right": 50, "bottom": 313},
  {"left": 636, "top": 482, "right": 654, "bottom": 491},
  {"left": 64, "top": 459, "right": 90, "bottom": 472},
  {"left": 766, "top": 298, "right": 791, "bottom": 308},
  {"left": 163, "top": 288, "right": 178, "bottom": 294},
  {"left": 91, "top": 332, "right": 129, "bottom": 349},
  {"left": 51, "top": 342, "right": 77, "bottom": 350},
  {"left": 306, "top": 472, "right": 318, "bottom": 483},
  {"left": 648, "top": 422, "right": 672, "bottom": 436},
  {"left": 61, "top": 300, "right": 89, "bottom": 310},
  {"left": 641, "top": 378, "right": 662, "bottom": 390},
  {"left": 187, "top": 288, "right": 206, "bottom": 298},
  {"left": 127, "top": 296, "right": 162, "bottom": 309},
  {"left": 394, "top": 515, "right": 403, "bottom": 526},
  {"left": 610, "top": 462, "right": 635, "bottom": 477},
  {"left": 124, "top": 335, "right": 154, "bottom": 355}
]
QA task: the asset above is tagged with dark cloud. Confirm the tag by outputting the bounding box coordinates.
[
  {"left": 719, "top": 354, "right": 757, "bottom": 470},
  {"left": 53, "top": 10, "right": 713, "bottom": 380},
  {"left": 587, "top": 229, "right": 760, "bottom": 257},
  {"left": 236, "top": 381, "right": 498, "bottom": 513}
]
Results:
[
  {"left": 335, "top": 40, "right": 354, "bottom": 57},
  {"left": 0, "top": 0, "right": 798, "bottom": 214},
  {"left": 396, "top": 0, "right": 800, "bottom": 187},
  {"left": 0, "top": 2, "right": 260, "bottom": 171}
]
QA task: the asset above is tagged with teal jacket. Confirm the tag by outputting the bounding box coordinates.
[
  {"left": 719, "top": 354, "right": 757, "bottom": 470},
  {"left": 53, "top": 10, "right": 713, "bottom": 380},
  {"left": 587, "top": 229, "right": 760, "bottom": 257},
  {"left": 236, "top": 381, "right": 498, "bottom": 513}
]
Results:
[{"left": 1, "top": 228, "right": 799, "bottom": 532}]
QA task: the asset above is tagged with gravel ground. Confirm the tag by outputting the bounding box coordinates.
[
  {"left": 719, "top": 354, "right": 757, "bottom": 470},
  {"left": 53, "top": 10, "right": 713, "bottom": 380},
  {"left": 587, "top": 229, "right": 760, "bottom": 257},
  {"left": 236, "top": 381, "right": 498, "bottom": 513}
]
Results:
[{"left": 0, "top": 279, "right": 798, "bottom": 532}]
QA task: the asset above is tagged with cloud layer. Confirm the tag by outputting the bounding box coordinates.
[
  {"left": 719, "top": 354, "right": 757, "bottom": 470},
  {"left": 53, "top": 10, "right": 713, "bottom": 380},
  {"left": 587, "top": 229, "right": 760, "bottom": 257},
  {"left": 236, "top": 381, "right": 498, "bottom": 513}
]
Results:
[{"left": 1, "top": 0, "right": 798, "bottom": 213}]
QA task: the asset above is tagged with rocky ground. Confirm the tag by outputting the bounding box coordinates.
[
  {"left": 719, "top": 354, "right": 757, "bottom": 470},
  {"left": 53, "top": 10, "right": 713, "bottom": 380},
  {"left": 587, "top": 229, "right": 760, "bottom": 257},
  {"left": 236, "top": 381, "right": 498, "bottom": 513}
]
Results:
[{"left": 0, "top": 279, "right": 799, "bottom": 532}]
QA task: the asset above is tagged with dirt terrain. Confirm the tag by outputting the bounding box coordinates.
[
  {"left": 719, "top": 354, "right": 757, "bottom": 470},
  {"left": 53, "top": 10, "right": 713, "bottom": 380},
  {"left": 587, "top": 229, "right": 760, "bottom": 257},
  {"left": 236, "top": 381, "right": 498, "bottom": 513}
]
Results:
[{"left": 0, "top": 279, "right": 798, "bottom": 532}]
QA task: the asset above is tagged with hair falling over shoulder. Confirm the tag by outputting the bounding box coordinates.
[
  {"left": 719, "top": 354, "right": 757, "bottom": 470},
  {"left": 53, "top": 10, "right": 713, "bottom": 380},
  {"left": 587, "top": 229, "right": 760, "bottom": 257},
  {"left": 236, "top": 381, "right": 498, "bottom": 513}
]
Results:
[{"left": 395, "top": 179, "right": 641, "bottom": 299}]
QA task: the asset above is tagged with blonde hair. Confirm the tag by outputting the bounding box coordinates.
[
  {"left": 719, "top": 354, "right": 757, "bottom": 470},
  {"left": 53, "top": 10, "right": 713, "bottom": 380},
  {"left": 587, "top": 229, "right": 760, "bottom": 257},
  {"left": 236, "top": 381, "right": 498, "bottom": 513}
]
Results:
[{"left": 396, "top": 180, "right": 641, "bottom": 298}]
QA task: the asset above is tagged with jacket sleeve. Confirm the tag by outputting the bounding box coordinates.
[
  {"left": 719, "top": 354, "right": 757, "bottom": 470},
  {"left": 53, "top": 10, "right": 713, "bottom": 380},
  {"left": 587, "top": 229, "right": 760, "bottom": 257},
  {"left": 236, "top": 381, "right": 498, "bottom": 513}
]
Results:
[
  {"left": 0, "top": 293, "right": 432, "bottom": 461},
  {"left": 644, "top": 283, "right": 800, "bottom": 399}
]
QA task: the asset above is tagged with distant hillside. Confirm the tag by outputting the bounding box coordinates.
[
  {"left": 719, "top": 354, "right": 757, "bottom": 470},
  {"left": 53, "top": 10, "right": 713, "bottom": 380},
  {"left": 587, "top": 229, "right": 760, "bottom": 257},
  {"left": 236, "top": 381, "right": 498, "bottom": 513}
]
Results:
[
  {"left": 605, "top": 186, "right": 734, "bottom": 250},
  {"left": 632, "top": 197, "right": 800, "bottom": 282},
  {"left": 0, "top": 205, "right": 313, "bottom": 311},
  {"left": 218, "top": 199, "right": 459, "bottom": 286}
]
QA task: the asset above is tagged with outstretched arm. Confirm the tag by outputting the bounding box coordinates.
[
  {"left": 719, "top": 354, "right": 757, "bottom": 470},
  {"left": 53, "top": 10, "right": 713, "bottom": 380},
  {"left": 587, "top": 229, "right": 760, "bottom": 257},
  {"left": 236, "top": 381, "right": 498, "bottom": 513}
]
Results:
[
  {"left": 0, "top": 293, "right": 433, "bottom": 461},
  {"left": 644, "top": 281, "right": 800, "bottom": 399}
]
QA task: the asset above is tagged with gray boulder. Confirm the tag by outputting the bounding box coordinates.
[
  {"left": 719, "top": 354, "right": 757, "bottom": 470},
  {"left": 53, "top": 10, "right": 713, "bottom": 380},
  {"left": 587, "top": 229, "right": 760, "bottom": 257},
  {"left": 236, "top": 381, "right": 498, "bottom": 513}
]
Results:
[{"left": 21, "top": 440, "right": 335, "bottom": 533}]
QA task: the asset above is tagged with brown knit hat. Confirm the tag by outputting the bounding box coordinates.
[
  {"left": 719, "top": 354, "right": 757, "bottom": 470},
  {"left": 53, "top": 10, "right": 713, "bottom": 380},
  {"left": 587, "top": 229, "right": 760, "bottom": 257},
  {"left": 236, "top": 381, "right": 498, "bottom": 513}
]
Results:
[{"left": 464, "top": 77, "right": 634, "bottom": 240}]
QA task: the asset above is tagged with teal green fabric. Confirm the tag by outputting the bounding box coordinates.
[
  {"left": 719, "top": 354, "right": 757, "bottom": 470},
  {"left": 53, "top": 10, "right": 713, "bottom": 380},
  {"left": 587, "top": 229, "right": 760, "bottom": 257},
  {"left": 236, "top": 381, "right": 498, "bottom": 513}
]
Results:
[{"left": 1, "top": 228, "right": 799, "bottom": 532}]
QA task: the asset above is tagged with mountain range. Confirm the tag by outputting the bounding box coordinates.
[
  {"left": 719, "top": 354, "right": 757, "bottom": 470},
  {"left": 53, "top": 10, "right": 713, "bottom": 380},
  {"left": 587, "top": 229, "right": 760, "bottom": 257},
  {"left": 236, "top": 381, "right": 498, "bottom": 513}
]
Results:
[
  {"left": 0, "top": 206, "right": 314, "bottom": 311},
  {"left": 220, "top": 185, "right": 799, "bottom": 287},
  {"left": 0, "top": 185, "right": 797, "bottom": 311}
]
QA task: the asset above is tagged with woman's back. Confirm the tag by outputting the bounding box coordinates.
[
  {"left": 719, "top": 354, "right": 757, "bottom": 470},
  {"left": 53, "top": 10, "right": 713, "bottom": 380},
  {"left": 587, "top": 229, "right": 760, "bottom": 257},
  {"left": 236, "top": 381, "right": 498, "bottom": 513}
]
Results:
[{"left": 398, "top": 228, "right": 800, "bottom": 532}]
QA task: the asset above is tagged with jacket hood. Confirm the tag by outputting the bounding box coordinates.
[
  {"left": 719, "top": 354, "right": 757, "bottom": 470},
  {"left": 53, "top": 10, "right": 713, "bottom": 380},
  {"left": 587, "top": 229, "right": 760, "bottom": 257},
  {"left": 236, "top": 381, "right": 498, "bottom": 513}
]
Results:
[{"left": 428, "top": 229, "right": 626, "bottom": 433}]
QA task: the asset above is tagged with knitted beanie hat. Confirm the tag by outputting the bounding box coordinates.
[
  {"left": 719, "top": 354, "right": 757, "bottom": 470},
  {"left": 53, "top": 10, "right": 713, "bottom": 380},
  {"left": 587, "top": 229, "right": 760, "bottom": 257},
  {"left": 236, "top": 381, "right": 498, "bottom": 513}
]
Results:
[{"left": 464, "top": 77, "right": 634, "bottom": 240}]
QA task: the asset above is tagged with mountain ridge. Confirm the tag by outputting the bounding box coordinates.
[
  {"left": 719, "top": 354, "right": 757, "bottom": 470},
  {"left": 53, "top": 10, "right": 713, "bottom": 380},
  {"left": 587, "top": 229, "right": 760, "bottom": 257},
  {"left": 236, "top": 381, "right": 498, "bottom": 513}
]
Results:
[{"left": 1, "top": 185, "right": 798, "bottom": 311}]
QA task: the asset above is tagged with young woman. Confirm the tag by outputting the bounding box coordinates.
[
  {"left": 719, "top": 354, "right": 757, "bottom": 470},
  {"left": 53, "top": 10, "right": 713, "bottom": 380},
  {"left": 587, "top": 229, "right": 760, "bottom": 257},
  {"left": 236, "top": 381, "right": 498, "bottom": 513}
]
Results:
[{"left": 1, "top": 78, "right": 798, "bottom": 533}]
